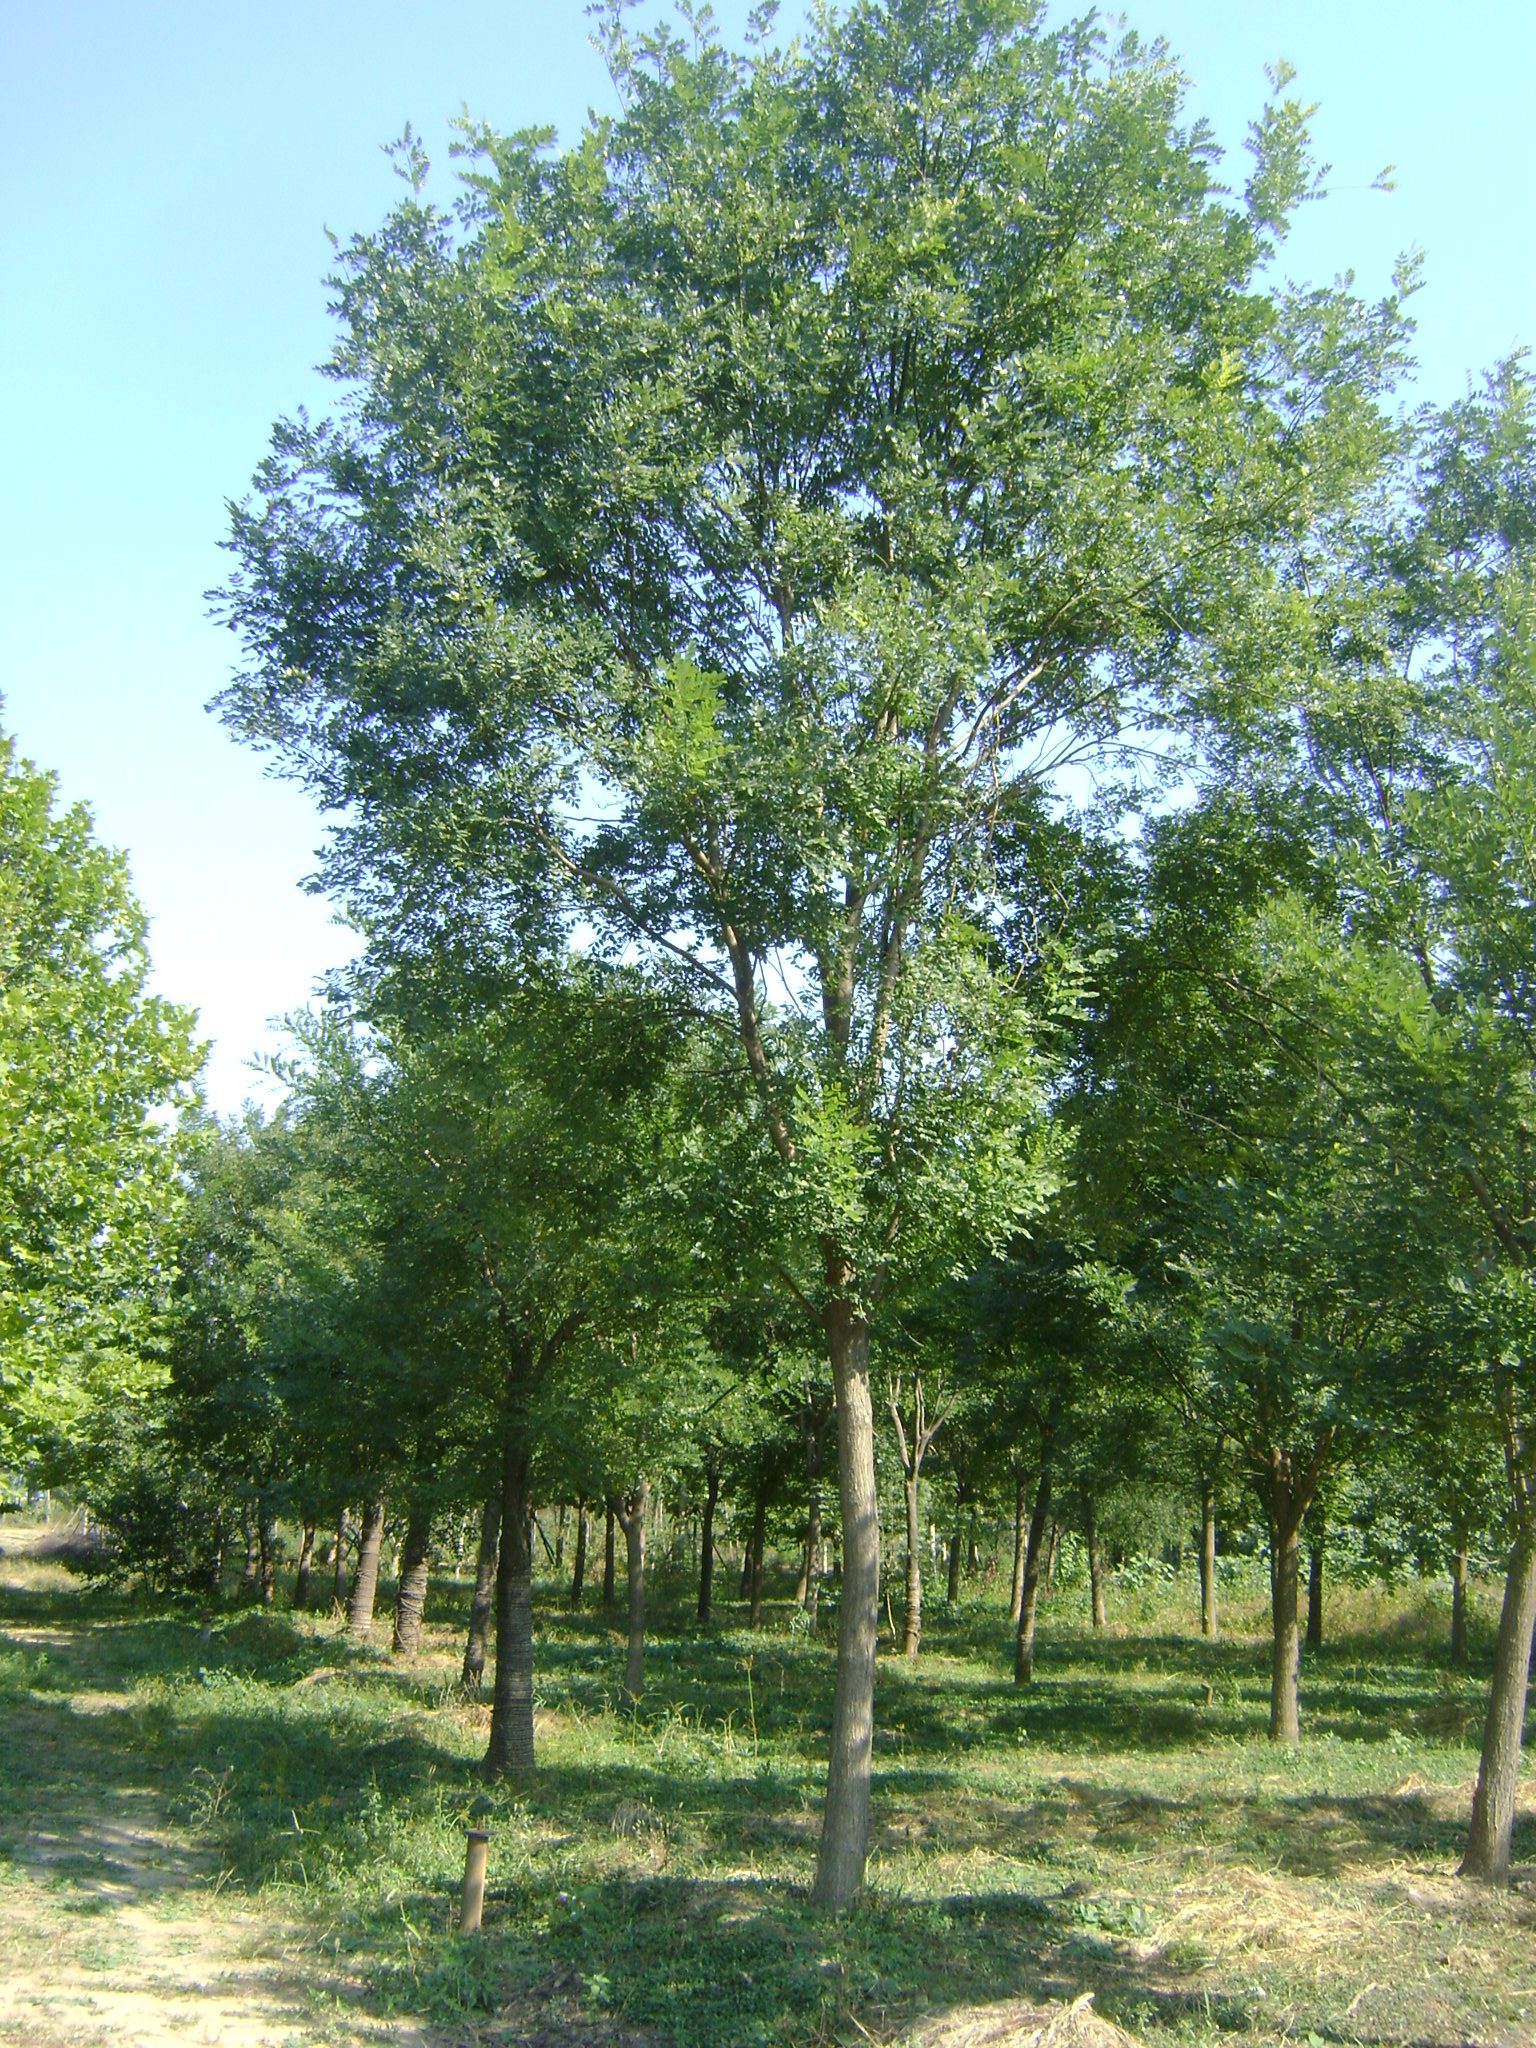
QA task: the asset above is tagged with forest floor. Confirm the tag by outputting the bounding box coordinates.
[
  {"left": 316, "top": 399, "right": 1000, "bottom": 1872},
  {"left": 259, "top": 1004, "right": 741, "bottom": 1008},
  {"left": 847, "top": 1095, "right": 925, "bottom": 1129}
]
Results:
[{"left": 2, "top": 1537, "right": 1535, "bottom": 2048}]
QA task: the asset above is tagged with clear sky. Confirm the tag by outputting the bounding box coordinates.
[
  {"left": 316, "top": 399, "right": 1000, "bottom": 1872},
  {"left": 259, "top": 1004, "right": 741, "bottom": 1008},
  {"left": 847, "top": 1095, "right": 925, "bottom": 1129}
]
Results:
[{"left": 3, "top": 2, "right": 1532, "bottom": 1111}]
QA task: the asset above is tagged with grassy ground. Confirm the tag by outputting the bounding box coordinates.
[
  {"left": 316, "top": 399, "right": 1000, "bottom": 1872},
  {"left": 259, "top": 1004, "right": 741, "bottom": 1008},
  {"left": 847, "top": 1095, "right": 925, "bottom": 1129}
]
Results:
[{"left": 2, "top": 1539, "right": 1535, "bottom": 2048}]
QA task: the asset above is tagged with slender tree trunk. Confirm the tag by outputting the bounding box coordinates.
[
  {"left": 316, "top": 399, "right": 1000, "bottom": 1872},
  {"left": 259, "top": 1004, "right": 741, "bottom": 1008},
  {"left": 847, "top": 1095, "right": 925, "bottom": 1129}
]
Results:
[
  {"left": 1450, "top": 1548, "right": 1468, "bottom": 1667},
  {"left": 698, "top": 1469, "right": 719, "bottom": 1624},
  {"left": 347, "top": 1499, "right": 386, "bottom": 1640},
  {"left": 258, "top": 1508, "right": 277, "bottom": 1606},
  {"left": 602, "top": 1499, "right": 617, "bottom": 1609},
  {"left": 392, "top": 1498, "right": 433, "bottom": 1655},
  {"left": 620, "top": 1479, "right": 648, "bottom": 1697},
  {"left": 462, "top": 1492, "right": 500, "bottom": 1692},
  {"left": 1044, "top": 1519, "right": 1060, "bottom": 1597},
  {"left": 803, "top": 1476, "right": 823, "bottom": 1630},
  {"left": 239, "top": 1500, "right": 260, "bottom": 1601},
  {"left": 293, "top": 1516, "right": 316, "bottom": 1610},
  {"left": 1199, "top": 1479, "right": 1218, "bottom": 1640},
  {"left": 570, "top": 1500, "right": 589, "bottom": 1610},
  {"left": 1305, "top": 1540, "right": 1324, "bottom": 1654},
  {"left": 812, "top": 1295, "right": 879, "bottom": 1911},
  {"left": 1461, "top": 1526, "right": 1536, "bottom": 1882},
  {"left": 748, "top": 1491, "right": 767, "bottom": 1628},
  {"left": 1269, "top": 1519, "right": 1302, "bottom": 1742},
  {"left": 947, "top": 1517, "right": 963, "bottom": 1604},
  {"left": 901, "top": 1473, "right": 922, "bottom": 1657},
  {"left": 555, "top": 1503, "right": 566, "bottom": 1571},
  {"left": 332, "top": 1509, "right": 352, "bottom": 1608},
  {"left": 1008, "top": 1469, "right": 1027, "bottom": 1628},
  {"left": 484, "top": 1436, "right": 535, "bottom": 1777},
  {"left": 1014, "top": 1469, "right": 1052, "bottom": 1685},
  {"left": 1085, "top": 1504, "right": 1106, "bottom": 1629}
]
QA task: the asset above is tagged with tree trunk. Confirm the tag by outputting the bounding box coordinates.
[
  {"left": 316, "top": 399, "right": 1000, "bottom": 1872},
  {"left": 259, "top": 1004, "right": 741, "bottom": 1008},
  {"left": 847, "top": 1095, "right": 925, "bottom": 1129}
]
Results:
[
  {"left": 392, "top": 1498, "right": 433, "bottom": 1655},
  {"left": 621, "top": 1479, "right": 648, "bottom": 1697},
  {"left": 1461, "top": 1525, "right": 1536, "bottom": 1882},
  {"left": 1269, "top": 1519, "right": 1302, "bottom": 1742},
  {"left": 1044, "top": 1519, "right": 1060, "bottom": 1597},
  {"left": 1199, "top": 1479, "right": 1217, "bottom": 1640},
  {"left": 238, "top": 1499, "right": 260, "bottom": 1601},
  {"left": 1085, "top": 1505, "right": 1106, "bottom": 1629},
  {"left": 1450, "top": 1548, "right": 1468, "bottom": 1668},
  {"left": 812, "top": 1295, "right": 879, "bottom": 1912},
  {"left": 698, "top": 1469, "right": 719, "bottom": 1624},
  {"left": 332, "top": 1509, "right": 352, "bottom": 1608},
  {"left": 1014, "top": 1469, "right": 1052, "bottom": 1685},
  {"left": 748, "top": 1491, "right": 767, "bottom": 1628},
  {"left": 1008, "top": 1469, "right": 1027, "bottom": 1628},
  {"left": 570, "top": 1501, "right": 589, "bottom": 1610},
  {"left": 1305, "top": 1540, "right": 1324, "bottom": 1654},
  {"left": 555, "top": 1503, "right": 566, "bottom": 1571},
  {"left": 347, "top": 1499, "right": 386, "bottom": 1640},
  {"left": 258, "top": 1509, "right": 277, "bottom": 1606},
  {"left": 901, "top": 1472, "right": 922, "bottom": 1657},
  {"left": 602, "top": 1499, "right": 617, "bottom": 1609},
  {"left": 484, "top": 1437, "right": 535, "bottom": 1777},
  {"left": 946, "top": 1517, "right": 962, "bottom": 1604},
  {"left": 293, "top": 1516, "right": 316, "bottom": 1610},
  {"left": 803, "top": 1476, "right": 823, "bottom": 1630},
  {"left": 462, "top": 1492, "right": 500, "bottom": 1692}
]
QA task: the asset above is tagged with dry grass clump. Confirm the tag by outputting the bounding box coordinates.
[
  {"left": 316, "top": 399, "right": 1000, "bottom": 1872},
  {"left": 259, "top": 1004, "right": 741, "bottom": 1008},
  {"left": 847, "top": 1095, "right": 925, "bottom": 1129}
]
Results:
[
  {"left": 906, "top": 1993, "right": 1139, "bottom": 2048},
  {"left": 1159, "top": 1864, "right": 1382, "bottom": 1962}
]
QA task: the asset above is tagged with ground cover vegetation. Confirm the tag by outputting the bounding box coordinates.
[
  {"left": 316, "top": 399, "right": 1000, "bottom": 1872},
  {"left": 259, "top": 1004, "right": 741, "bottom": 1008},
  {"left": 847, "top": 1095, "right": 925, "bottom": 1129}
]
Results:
[{"left": 6, "top": 1, "right": 1536, "bottom": 2040}]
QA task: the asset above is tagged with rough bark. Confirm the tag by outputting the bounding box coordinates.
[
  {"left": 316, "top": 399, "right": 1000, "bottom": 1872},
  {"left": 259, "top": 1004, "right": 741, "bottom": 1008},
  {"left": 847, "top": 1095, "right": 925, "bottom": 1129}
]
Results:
[
  {"left": 258, "top": 1509, "right": 277, "bottom": 1606},
  {"left": 332, "top": 1509, "right": 352, "bottom": 1608},
  {"left": 570, "top": 1501, "right": 589, "bottom": 1610},
  {"left": 462, "top": 1493, "right": 501, "bottom": 1692},
  {"left": 1305, "top": 1540, "right": 1324, "bottom": 1654},
  {"left": 697, "top": 1468, "right": 719, "bottom": 1624},
  {"left": 293, "top": 1516, "right": 316, "bottom": 1610},
  {"left": 484, "top": 1438, "right": 535, "bottom": 1776},
  {"left": 1270, "top": 1522, "right": 1302, "bottom": 1742},
  {"left": 1008, "top": 1468, "right": 1027, "bottom": 1628},
  {"left": 347, "top": 1498, "right": 387, "bottom": 1640},
  {"left": 1014, "top": 1469, "right": 1052, "bottom": 1685},
  {"left": 812, "top": 1294, "right": 880, "bottom": 1910},
  {"left": 602, "top": 1499, "right": 617, "bottom": 1609},
  {"left": 748, "top": 1491, "right": 767, "bottom": 1628},
  {"left": 1450, "top": 1549, "right": 1468, "bottom": 1667},
  {"left": 392, "top": 1498, "right": 433, "bottom": 1655},
  {"left": 1085, "top": 1504, "right": 1106, "bottom": 1629},
  {"left": 1461, "top": 1526, "right": 1536, "bottom": 1882},
  {"left": 620, "top": 1479, "right": 649, "bottom": 1697},
  {"left": 1199, "top": 1479, "right": 1218, "bottom": 1640}
]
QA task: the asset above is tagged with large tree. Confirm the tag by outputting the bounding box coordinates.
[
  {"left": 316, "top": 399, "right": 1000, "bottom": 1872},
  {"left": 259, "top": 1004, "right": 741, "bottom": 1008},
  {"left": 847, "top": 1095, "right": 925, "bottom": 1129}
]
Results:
[{"left": 217, "top": 2, "right": 1403, "bottom": 1903}]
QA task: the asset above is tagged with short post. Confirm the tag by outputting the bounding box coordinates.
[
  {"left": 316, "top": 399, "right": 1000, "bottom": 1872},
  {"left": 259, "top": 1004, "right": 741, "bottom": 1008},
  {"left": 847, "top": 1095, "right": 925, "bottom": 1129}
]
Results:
[{"left": 460, "top": 1829, "right": 489, "bottom": 1934}]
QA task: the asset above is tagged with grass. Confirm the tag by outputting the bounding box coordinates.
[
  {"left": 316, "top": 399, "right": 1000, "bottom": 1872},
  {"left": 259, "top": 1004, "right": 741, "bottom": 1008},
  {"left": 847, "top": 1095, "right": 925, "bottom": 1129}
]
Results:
[{"left": 2, "top": 1541, "right": 1534, "bottom": 2047}]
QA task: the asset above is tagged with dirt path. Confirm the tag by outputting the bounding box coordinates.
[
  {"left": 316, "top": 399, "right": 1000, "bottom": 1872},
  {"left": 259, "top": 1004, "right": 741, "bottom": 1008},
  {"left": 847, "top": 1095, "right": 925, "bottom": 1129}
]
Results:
[{"left": 0, "top": 1549, "right": 426, "bottom": 2048}]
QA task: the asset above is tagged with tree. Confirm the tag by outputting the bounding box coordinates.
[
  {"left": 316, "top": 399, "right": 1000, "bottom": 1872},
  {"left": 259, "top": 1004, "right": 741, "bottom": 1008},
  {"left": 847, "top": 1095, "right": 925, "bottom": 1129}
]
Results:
[{"left": 217, "top": 3, "right": 1404, "bottom": 1903}]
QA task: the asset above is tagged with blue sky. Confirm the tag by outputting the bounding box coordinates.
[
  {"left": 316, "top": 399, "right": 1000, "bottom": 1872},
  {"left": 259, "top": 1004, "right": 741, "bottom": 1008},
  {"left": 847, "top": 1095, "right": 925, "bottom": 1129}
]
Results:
[{"left": 3, "top": 1, "right": 1532, "bottom": 1111}]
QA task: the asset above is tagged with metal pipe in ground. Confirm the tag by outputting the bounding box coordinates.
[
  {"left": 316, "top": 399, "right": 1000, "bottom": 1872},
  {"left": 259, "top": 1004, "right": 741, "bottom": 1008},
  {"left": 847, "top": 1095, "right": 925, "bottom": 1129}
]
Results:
[{"left": 461, "top": 1829, "right": 489, "bottom": 1933}]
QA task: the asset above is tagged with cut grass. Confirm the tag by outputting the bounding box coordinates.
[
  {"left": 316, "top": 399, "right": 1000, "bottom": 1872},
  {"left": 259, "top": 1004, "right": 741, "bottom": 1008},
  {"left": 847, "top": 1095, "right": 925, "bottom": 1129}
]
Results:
[{"left": 2, "top": 1545, "right": 1534, "bottom": 2046}]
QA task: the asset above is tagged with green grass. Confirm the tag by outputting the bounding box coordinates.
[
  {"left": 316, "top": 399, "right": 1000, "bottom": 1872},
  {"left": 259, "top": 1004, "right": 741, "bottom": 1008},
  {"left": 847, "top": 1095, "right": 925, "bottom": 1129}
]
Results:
[{"left": 3, "top": 1547, "right": 1534, "bottom": 2046}]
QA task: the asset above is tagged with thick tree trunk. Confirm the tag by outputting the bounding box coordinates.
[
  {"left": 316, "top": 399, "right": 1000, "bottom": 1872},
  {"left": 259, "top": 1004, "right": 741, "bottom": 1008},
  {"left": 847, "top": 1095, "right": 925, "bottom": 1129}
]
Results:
[
  {"left": 484, "top": 1439, "right": 535, "bottom": 1777},
  {"left": 698, "top": 1469, "right": 719, "bottom": 1624},
  {"left": 901, "top": 1473, "right": 922, "bottom": 1657},
  {"left": 812, "top": 1296, "right": 879, "bottom": 1911},
  {"left": 1451, "top": 1548, "right": 1468, "bottom": 1667},
  {"left": 621, "top": 1479, "right": 648, "bottom": 1697},
  {"left": 239, "top": 1500, "right": 260, "bottom": 1601},
  {"left": 946, "top": 1517, "right": 962, "bottom": 1604},
  {"left": 570, "top": 1501, "right": 589, "bottom": 1610},
  {"left": 1305, "top": 1540, "right": 1324, "bottom": 1654},
  {"left": 1199, "top": 1480, "right": 1218, "bottom": 1640},
  {"left": 602, "top": 1499, "right": 617, "bottom": 1609},
  {"left": 1461, "top": 1526, "right": 1536, "bottom": 1882},
  {"left": 392, "top": 1499, "right": 433, "bottom": 1655},
  {"left": 332, "top": 1509, "right": 352, "bottom": 1608},
  {"left": 748, "top": 1491, "right": 767, "bottom": 1628},
  {"left": 347, "top": 1499, "right": 386, "bottom": 1640},
  {"left": 293, "top": 1516, "right": 316, "bottom": 1610},
  {"left": 1269, "top": 1521, "right": 1302, "bottom": 1742},
  {"left": 1014, "top": 1469, "right": 1052, "bottom": 1685},
  {"left": 1008, "top": 1469, "right": 1027, "bottom": 1628},
  {"left": 258, "top": 1509, "right": 277, "bottom": 1606},
  {"left": 462, "top": 1493, "right": 500, "bottom": 1692},
  {"left": 1085, "top": 1505, "right": 1106, "bottom": 1629}
]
